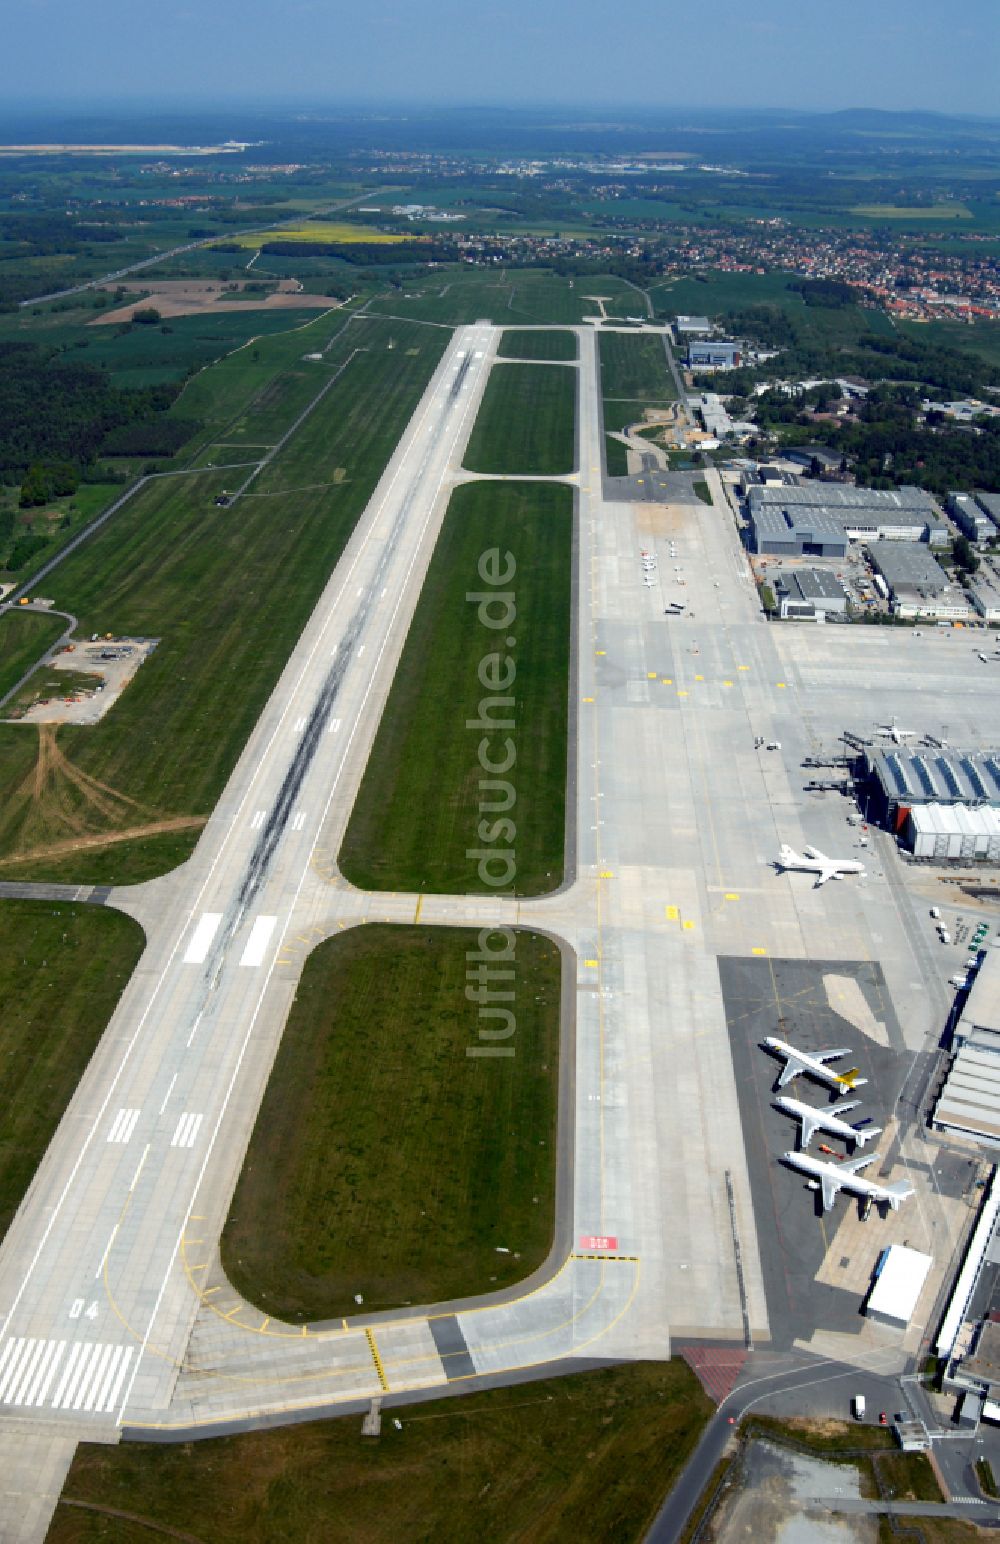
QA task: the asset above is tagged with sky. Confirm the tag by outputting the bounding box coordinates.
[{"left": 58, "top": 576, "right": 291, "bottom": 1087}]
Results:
[{"left": 4, "top": 0, "right": 999, "bottom": 115}]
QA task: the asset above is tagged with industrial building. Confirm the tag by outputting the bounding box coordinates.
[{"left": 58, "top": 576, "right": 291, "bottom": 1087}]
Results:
[
  {"left": 688, "top": 340, "right": 743, "bottom": 369},
  {"left": 784, "top": 446, "right": 845, "bottom": 475},
  {"left": 748, "top": 483, "right": 948, "bottom": 545},
  {"left": 866, "top": 542, "right": 972, "bottom": 620},
  {"left": 933, "top": 949, "right": 1000, "bottom": 1145},
  {"left": 864, "top": 1244, "right": 933, "bottom": 1327},
  {"left": 861, "top": 746, "right": 1000, "bottom": 830},
  {"left": 696, "top": 393, "right": 756, "bottom": 441},
  {"left": 674, "top": 315, "right": 711, "bottom": 335},
  {"left": 773, "top": 567, "right": 848, "bottom": 620},
  {"left": 968, "top": 567, "right": 1000, "bottom": 623},
  {"left": 975, "top": 491, "right": 1000, "bottom": 531},
  {"left": 938, "top": 1170, "right": 1000, "bottom": 1426},
  {"left": 907, "top": 805, "right": 1000, "bottom": 861},
  {"left": 950, "top": 492, "right": 995, "bottom": 545},
  {"left": 748, "top": 503, "right": 848, "bottom": 558}
]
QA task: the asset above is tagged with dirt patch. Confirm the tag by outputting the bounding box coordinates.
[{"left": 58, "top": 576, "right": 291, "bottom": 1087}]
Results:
[
  {"left": 5, "top": 637, "right": 158, "bottom": 725},
  {"left": 92, "top": 279, "right": 342, "bottom": 325},
  {"left": 823, "top": 973, "right": 889, "bottom": 1047},
  {"left": 0, "top": 815, "right": 206, "bottom": 869}
]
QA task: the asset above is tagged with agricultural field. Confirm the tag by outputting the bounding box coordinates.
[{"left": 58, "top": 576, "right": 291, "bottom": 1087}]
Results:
[
  {"left": 463, "top": 362, "right": 576, "bottom": 475},
  {"left": 0, "top": 609, "right": 66, "bottom": 699},
  {"left": 225, "top": 221, "right": 416, "bottom": 248},
  {"left": 221, "top": 924, "right": 562, "bottom": 1321},
  {"left": 339, "top": 479, "right": 572, "bottom": 895},
  {"left": 499, "top": 327, "right": 578, "bottom": 361},
  {"left": 0, "top": 899, "right": 145, "bottom": 1245},
  {"left": 0, "top": 316, "right": 449, "bottom": 884},
  {"left": 50, "top": 1361, "right": 712, "bottom": 1544},
  {"left": 851, "top": 202, "right": 973, "bottom": 219}
]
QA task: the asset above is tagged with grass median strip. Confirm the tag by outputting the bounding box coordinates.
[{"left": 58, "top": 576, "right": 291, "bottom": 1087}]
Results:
[
  {"left": 500, "top": 328, "right": 578, "bottom": 361},
  {"left": 0, "top": 609, "right": 66, "bottom": 700},
  {"left": 599, "top": 333, "right": 676, "bottom": 478},
  {"left": 0, "top": 899, "right": 145, "bottom": 1245},
  {"left": 463, "top": 362, "right": 576, "bottom": 475},
  {"left": 51, "top": 1362, "right": 711, "bottom": 1544},
  {"left": 221, "top": 923, "right": 561, "bottom": 1322},
  {"left": 0, "top": 318, "right": 449, "bottom": 884},
  {"left": 339, "top": 479, "right": 571, "bottom": 895}
]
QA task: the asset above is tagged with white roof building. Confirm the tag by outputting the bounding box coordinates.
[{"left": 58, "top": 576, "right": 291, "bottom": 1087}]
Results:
[{"left": 865, "top": 1244, "right": 933, "bottom": 1326}]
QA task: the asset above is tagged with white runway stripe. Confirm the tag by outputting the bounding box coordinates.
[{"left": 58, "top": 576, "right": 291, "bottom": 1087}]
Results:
[
  {"left": 107, "top": 1108, "right": 140, "bottom": 1145},
  {"left": 239, "top": 914, "right": 276, "bottom": 968},
  {"left": 250, "top": 808, "right": 267, "bottom": 831},
  {"left": 327, "top": 717, "right": 341, "bottom": 734},
  {"left": 294, "top": 715, "right": 306, "bottom": 731},
  {"left": 291, "top": 811, "right": 306, "bottom": 832},
  {"left": 183, "top": 912, "right": 222, "bottom": 965},
  {"left": 170, "top": 1112, "right": 203, "bottom": 1149},
  {"left": 0, "top": 1337, "right": 137, "bottom": 1412}
]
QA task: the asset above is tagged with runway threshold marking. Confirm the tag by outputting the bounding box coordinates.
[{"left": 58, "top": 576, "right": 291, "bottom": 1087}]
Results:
[
  {"left": 365, "top": 1327, "right": 389, "bottom": 1391},
  {"left": 239, "top": 914, "right": 277, "bottom": 968},
  {"left": 0, "top": 1337, "right": 133, "bottom": 1414},
  {"left": 182, "top": 912, "right": 222, "bottom": 965}
]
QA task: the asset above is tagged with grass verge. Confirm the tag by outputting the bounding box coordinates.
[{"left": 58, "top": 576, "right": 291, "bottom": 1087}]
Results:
[
  {"left": 0, "top": 610, "right": 66, "bottom": 700},
  {"left": 0, "top": 900, "right": 144, "bottom": 1244},
  {"left": 693, "top": 479, "right": 712, "bottom": 504},
  {"left": 339, "top": 480, "right": 571, "bottom": 895},
  {"left": 0, "top": 318, "right": 449, "bottom": 883},
  {"left": 54, "top": 1364, "right": 709, "bottom": 1544},
  {"left": 872, "top": 1450, "right": 943, "bottom": 1503},
  {"left": 463, "top": 363, "right": 576, "bottom": 475},
  {"left": 221, "top": 924, "right": 561, "bottom": 1321},
  {"left": 51, "top": 1362, "right": 712, "bottom": 1544},
  {"left": 500, "top": 328, "right": 578, "bottom": 361},
  {"left": 599, "top": 332, "right": 676, "bottom": 401}
]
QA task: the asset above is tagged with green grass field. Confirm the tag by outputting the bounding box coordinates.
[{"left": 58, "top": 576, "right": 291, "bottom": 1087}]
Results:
[
  {"left": 463, "top": 363, "right": 576, "bottom": 475},
  {"left": 0, "top": 900, "right": 144, "bottom": 1244},
  {"left": 601, "top": 397, "right": 671, "bottom": 476},
  {"left": 222, "top": 924, "right": 561, "bottom": 1321},
  {"left": 369, "top": 270, "right": 640, "bottom": 326},
  {"left": 0, "top": 610, "right": 66, "bottom": 699},
  {"left": 0, "top": 317, "right": 449, "bottom": 882},
  {"left": 339, "top": 480, "right": 571, "bottom": 895},
  {"left": 500, "top": 328, "right": 578, "bottom": 361},
  {"left": 599, "top": 332, "right": 677, "bottom": 401},
  {"left": 51, "top": 1361, "right": 712, "bottom": 1544}
]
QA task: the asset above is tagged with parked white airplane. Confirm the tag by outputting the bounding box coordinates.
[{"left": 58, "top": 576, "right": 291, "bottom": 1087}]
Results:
[
  {"left": 782, "top": 1149, "right": 914, "bottom": 1213},
  {"left": 876, "top": 717, "right": 916, "bottom": 744},
  {"left": 777, "top": 844, "right": 865, "bottom": 887},
  {"left": 763, "top": 1036, "right": 867, "bottom": 1093},
  {"left": 775, "top": 1094, "right": 881, "bottom": 1151}
]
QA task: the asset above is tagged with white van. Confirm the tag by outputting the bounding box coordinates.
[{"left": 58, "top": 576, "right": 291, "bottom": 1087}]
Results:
[
  {"left": 853, "top": 1395, "right": 866, "bottom": 1421},
  {"left": 930, "top": 906, "right": 942, "bottom": 919}
]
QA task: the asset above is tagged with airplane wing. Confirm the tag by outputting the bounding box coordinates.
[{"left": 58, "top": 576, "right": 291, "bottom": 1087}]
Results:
[
  {"left": 813, "top": 1048, "right": 852, "bottom": 1063},
  {"left": 776, "top": 1056, "right": 804, "bottom": 1088},
  {"left": 842, "top": 1153, "right": 876, "bottom": 1175},
  {"left": 798, "top": 1109, "right": 819, "bottom": 1148},
  {"left": 820, "top": 1173, "right": 840, "bottom": 1211}
]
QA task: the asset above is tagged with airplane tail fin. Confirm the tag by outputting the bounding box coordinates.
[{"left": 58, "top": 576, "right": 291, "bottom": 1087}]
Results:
[
  {"left": 835, "top": 1069, "right": 867, "bottom": 1090},
  {"left": 853, "top": 1125, "right": 882, "bottom": 1148},
  {"left": 885, "top": 1180, "right": 914, "bottom": 1209}
]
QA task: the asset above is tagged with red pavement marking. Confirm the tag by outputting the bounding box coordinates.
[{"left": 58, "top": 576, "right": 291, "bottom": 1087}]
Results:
[{"left": 679, "top": 1347, "right": 748, "bottom": 1406}]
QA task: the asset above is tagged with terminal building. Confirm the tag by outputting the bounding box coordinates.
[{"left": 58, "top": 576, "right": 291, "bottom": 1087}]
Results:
[
  {"left": 866, "top": 542, "right": 973, "bottom": 621},
  {"left": 861, "top": 745, "right": 1000, "bottom": 832},
  {"left": 933, "top": 950, "right": 1000, "bottom": 1147}
]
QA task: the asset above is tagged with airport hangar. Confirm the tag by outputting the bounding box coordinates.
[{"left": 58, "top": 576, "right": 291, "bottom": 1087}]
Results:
[
  {"left": 859, "top": 745, "right": 1000, "bottom": 859},
  {"left": 746, "top": 483, "right": 948, "bottom": 557}
]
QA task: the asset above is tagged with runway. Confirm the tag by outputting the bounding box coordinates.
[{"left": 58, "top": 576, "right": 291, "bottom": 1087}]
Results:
[{"left": 3, "top": 308, "right": 979, "bottom": 1536}]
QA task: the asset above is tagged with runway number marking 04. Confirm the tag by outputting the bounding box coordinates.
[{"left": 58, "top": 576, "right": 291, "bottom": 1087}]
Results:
[{"left": 68, "top": 1299, "right": 99, "bottom": 1320}]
